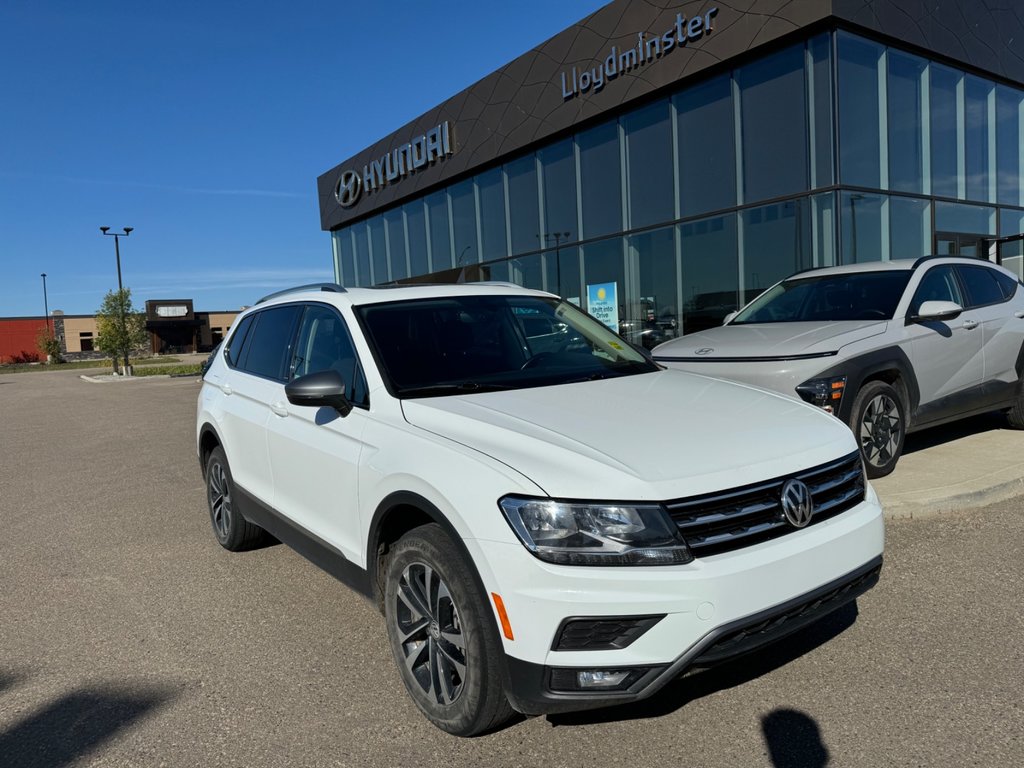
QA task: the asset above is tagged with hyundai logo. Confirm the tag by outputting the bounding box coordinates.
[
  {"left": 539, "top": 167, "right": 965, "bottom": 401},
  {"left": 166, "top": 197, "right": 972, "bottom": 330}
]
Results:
[
  {"left": 335, "top": 170, "right": 362, "bottom": 208},
  {"left": 694, "top": 347, "right": 714, "bottom": 356},
  {"left": 780, "top": 479, "right": 813, "bottom": 528}
]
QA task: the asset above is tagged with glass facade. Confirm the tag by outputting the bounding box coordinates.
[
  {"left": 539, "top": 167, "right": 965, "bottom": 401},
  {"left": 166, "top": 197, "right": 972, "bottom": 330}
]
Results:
[{"left": 333, "top": 29, "right": 1024, "bottom": 337}]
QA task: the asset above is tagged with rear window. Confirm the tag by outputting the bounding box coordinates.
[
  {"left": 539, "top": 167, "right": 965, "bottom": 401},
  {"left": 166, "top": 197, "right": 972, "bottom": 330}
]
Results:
[
  {"left": 225, "top": 313, "right": 255, "bottom": 368},
  {"left": 240, "top": 306, "right": 302, "bottom": 380}
]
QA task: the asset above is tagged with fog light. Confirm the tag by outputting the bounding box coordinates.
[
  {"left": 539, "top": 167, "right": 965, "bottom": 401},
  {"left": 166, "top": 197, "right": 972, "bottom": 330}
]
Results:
[
  {"left": 549, "top": 665, "right": 658, "bottom": 692},
  {"left": 578, "top": 670, "right": 631, "bottom": 689}
]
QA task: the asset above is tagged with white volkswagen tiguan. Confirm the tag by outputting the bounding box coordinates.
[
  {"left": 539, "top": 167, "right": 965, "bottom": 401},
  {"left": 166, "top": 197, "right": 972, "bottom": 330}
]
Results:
[{"left": 196, "top": 282, "right": 883, "bottom": 736}]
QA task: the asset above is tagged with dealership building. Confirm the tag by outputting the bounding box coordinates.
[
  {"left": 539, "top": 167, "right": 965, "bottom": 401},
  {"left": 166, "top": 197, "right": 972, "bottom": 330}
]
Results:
[{"left": 317, "top": 0, "right": 1024, "bottom": 340}]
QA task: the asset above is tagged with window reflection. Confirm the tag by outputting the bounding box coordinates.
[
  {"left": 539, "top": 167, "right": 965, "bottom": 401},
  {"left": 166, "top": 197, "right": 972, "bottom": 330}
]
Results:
[
  {"left": 427, "top": 190, "right": 453, "bottom": 271},
  {"left": 354, "top": 223, "right": 371, "bottom": 287},
  {"left": 368, "top": 216, "right": 387, "bottom": 284},
  {"left": 578, "top": 121, "right": 622, "bottom": 238},
  {"left": 544, "top": 243, "right": 580, "bottom": 301},
  {"left": 451, "top": 180, "right": 477, "bottom": 266},
  {"left": 738, "top": 44, "right": 808, "bottom": 203},
  {"left": 887, "top": 51, "right": 927, "bottom": 194},
  {"left": 680, "top": 214, "right": 738, "bottom": 334},
  {"left": 965, "top": 76, "right": 994, "bottom": 203},
  {"left": 506, "top": 155, "right": 540, "bottom": 255},
  {"left": 840, "top": 192, "right": 886, "bottom": 263},
  {"left": 385, "top": 209, "right": 407, "bottom": 282},
  {"left": 930, "top": 64, "right": 961, "bottom": 199},
  {"left": 890, "top": 197, "right": 931, "bottom": 259},
  {"left": 838, "top": 33, "right": 884, "bottom": 189},
  {"left": 540, "top": 139, "right": 577, "bottom": 239},
  {"left": 477, "top": 167, "right": 508, "bottom": 261},
  {"left": 628, "top": 227, "right": 678, "bottom": 349},
  {"left": 676, "top": 74, "right": 736, "bottom": 217},
  {"left": 741, "top": 199, "right": 812, "bottom": 300},
  {"left": 624, "top": 100, "right": 673, "bottom": 229},
  {"left": 996, "top": 86, "right": 1023, "bottom": 207},
  {"left": 405, "top": 201, "right": 429, "bottom": 277}
]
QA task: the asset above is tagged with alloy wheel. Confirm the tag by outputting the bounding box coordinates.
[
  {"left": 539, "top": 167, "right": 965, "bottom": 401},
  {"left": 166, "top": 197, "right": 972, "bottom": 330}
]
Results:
[
  {"left": 860, "top": 394, "right": 902, "bottom": 468},
  {"left": 394, "top": 562, "right": 467, "bottom": 706},
  {"left": 208, "top": 461, "right": 232, "bottom": 539}
]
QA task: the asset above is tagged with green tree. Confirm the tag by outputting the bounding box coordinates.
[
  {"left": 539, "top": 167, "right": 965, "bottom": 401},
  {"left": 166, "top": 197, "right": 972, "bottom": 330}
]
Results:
[
  {"left": 95, "top": 288, "right": 148, "bottom": 374},
  {"left": 35, "top": 326, "right": 63, "bottom": 364}
]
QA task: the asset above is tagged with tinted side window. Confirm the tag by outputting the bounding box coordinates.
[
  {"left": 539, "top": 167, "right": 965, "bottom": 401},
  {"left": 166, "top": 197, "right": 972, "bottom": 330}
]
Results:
[
  {"left": 226, "top": 313, "right": 255, "bottom": 368},
  {"left": 241, "top": 306, "right": 302, "bottom": 380},
  {"left": 956, "top": 266, "right": 1004, "bottom": 307},
  {"left": 910, "top": 266, "right": 962, "bottom": 315},
  {"left": 290, "top": 305, "right": 368, "bottom": 406},
  {"left": 992, "top": 270, "right": 1019, "bottom": 300}
]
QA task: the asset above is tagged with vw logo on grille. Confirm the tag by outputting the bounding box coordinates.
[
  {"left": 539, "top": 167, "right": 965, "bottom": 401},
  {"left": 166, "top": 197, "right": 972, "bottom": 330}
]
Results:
[
  {"left": 694, "top": 347, "right": 714, "bottom": 356},
  {"left": 780, "top": 479, "right": 813, "bottom": 528},
  {"left": 335, "top": 170, "right": 362, "bottom": 208}
]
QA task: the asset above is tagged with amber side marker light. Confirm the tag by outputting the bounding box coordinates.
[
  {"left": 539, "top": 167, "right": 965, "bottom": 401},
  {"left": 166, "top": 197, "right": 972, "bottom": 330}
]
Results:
[{"left": 491, "top": 593, "right": 515, "bottom": 640}]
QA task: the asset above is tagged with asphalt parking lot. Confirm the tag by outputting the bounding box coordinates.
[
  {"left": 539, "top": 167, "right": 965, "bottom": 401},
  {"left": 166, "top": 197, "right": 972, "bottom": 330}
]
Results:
[{"left": 1, "top": 370, "right": 1022, "bottom": 767}]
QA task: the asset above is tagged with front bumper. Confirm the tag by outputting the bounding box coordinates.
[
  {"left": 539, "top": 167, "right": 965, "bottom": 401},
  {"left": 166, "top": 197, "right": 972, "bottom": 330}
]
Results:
[
  {"left": 503, "top": 555, "right": 881, "bottom": 715},
  {"left": 474, "top": 492, "right": 884, "bottom": 715}
]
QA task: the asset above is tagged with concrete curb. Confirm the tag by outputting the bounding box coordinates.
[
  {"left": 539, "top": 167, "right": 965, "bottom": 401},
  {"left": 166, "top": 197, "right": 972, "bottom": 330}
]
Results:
[
  {"left": 79, "top": 373, "right": 173, "bottom": 383},
  {"left": 879, "top": 475, "right": 1024, "bottom": 520}
]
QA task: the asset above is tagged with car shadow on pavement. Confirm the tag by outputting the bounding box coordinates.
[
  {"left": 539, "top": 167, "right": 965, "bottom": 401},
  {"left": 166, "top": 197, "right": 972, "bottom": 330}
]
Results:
[
  {"left": 901, "top": 411, "right": 1007, "bottom": 456},
  {"left": 761, "top": 707, "right": 830, "bottom": 768},
  {"left": 0, "top": 684, "right": 174, "bottom": 768},
  {"left": 546, "top": 601, "right": 858, "bottom": 727}
]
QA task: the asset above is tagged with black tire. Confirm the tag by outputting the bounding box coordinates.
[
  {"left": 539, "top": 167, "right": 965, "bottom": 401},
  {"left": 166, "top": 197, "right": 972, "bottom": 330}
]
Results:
[
  {"left": 849, "top": 381, "right": 906, "bottom": 479},
  {"left": 383, "top": 524, "right": 513, "bottom": 736},
  {"left": 1005, "top": 387, "right": 1024, "bottom": 429},
  {"left": 204, "top": 446, "right": 265, "bottom": 551}
]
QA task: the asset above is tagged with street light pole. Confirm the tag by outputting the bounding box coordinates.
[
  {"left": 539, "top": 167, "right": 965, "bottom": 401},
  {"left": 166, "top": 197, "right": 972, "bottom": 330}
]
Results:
[
  {"left": 40, "top": 273, "right": 51, "bottom": 337},
  {"left": 100, "top": 226, "right": 134, "bottom": 374}
]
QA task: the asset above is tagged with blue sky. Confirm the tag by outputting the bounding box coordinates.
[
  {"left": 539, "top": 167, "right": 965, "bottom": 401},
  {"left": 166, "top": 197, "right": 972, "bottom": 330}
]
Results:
[{"left": 0, "top": 0, "right": 604, "bottom": 317}]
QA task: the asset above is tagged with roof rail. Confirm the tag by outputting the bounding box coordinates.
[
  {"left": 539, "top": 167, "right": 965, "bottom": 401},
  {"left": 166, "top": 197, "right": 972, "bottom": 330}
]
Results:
[
  {"left": 257, "top": 283, "right": 347, "bottom": 304},
  {"left": 911, "top": 254, "right": 988, "bottom": 269}
]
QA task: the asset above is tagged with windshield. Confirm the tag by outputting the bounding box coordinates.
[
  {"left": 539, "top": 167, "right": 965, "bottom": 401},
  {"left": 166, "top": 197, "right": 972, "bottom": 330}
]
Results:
[
  {"left": 356, "top": 295, "right": 659, "bottom": 397},
  {"left": 731, "top": 270, "right": 912, "bottom": 324}
]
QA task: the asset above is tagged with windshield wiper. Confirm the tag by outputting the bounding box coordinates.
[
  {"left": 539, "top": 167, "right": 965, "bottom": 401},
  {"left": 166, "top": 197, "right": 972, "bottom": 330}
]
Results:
[{"left": 398, "top": 381, "right": 512, "bottom": 397}]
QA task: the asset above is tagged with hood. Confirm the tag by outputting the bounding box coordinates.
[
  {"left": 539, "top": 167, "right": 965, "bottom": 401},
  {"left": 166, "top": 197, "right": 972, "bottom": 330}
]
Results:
[
  {"left": 652, "top": 321, "right": 887, "bottom": 361},
  {"left": 400, "top": 369, "right": 855, "bottom": 501}
]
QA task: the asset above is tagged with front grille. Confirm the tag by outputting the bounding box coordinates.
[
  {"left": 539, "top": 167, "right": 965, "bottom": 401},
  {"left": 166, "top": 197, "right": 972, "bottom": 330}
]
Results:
[{"left": 666, "top": 451, "right": 865, "bottom": 558}]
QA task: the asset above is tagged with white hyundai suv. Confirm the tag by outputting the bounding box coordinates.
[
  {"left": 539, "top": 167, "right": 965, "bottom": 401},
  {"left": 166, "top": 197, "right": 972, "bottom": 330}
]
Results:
[
  {"left": 653, "top": 256, "right": 1024, "bottom": 478},
  {"left": 196, "top": 282, "right": 884, "bottom": 736}
]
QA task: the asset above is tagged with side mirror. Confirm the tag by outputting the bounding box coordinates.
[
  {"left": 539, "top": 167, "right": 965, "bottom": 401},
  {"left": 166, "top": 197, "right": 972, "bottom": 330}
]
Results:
[
  {"left": 911, "top": 300, "right": 963, "bottom": 323},
  {"left": 285, "top": 369, "right": 353, "bottom": 417},
  {"left": 722, "top": 311, "right": 738, "bottom": 326}
]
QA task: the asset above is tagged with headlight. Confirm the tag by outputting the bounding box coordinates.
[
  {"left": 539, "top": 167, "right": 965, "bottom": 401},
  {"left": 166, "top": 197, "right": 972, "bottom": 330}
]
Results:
[
  {"left": 499, "top": 496, "right": 693, "bottom": 566},
  {"left": 796, "top": 375, "right": 847, "bottom": 414}
]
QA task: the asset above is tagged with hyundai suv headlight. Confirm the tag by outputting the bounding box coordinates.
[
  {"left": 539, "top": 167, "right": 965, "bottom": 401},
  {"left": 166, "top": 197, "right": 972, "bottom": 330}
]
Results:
[
  {"left": 499, "top": 496, "right": 693, "bottom": 566},
  {"left": 796, "top": 376, "right": 847, "bottom": 414}
]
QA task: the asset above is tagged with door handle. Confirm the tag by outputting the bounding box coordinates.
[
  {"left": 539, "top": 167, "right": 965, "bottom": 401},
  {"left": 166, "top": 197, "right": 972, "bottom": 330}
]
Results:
[
  {"left": 961, "top": 319, "right": 978, "bottom": 330},
  {"left": 270, "top": 401, "right": 289, "bottom": 417},
  {"left": 220, "top": 383, "right": 232, "bottom": 395},
  {"left": 1015, "top": 311, "right": 1024, "bottom": 319}
]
